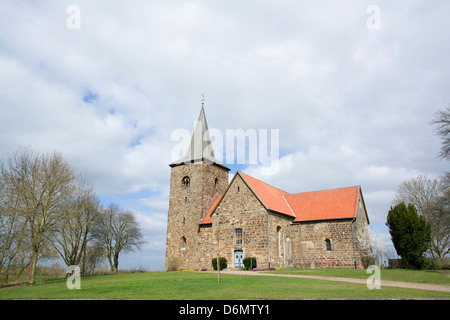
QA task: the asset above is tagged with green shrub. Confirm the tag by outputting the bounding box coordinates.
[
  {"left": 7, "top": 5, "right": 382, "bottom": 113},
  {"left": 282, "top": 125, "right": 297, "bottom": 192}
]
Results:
[
  {"left": 212, "top": 257, "right": 227, "bottom": 270},
  {"left": 386, "top": 202, "right": 431, "bottom": 269},
  {"left": 243, "top": 257, "right": 257, "bottom": 270}
]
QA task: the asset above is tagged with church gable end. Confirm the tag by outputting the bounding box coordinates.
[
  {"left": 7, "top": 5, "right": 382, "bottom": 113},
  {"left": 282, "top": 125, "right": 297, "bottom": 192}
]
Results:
[
  {"left": 355, "top": 187, "right": 370, "bottom": 226},
  {"left": 212, "top": 173, "right": 270, "bottom": 268},
  {"left": 214, "top": 172, "right": 266, "bottom": 216}
]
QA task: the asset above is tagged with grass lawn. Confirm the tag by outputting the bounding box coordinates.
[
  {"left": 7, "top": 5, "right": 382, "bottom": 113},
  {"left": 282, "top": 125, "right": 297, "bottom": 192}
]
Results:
[{"left": 0, "top": 270, "right": 449, "bottom": 299}]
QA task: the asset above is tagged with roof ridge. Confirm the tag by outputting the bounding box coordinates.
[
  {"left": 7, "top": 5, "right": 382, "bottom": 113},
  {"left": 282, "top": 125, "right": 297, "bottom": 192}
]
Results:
[
  {"left": 286, "top": 185, "right": 360, "bottom": 197},
  {"left": 238, "top": 171, "right": 289, "bottom": 194},
  {"left": 281, "top": 194, "right": 296, "bottom": 217},
  {"left": 238, "top": 171, "right": 295, "bottom": 218}
]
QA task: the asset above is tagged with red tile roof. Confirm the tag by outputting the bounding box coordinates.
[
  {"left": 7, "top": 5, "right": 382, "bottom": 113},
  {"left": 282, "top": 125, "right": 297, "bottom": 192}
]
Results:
[
  {"left": 198, "top": 171, "right": 366, "bottom": 225},
  {"left": 239, "top": 172, "right": 362, "bottom": 222},
  {"left": 238, "top": 172, "right": 295, "bottom": 218},
  {"left": 285, "top": 186, "right": 360, "bottom": 222},
  {"left": 199, "top": 195, "right": 222, "bottom": 225}
]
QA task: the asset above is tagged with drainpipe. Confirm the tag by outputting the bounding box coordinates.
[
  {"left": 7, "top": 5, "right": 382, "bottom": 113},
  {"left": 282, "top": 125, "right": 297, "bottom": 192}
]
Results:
[
  {"left": 351, "top": 217, "right": 357, "bottom": 269},
  {"left": 267, "top": 210, "right": 271, "bottom": 269}
]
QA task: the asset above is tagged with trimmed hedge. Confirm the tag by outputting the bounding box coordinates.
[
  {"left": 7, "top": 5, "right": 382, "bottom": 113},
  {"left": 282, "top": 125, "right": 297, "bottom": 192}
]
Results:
[
  {"left": 243, "top": 257, "right": 257, "bottom": 270},
  {"left": 212, "top": 257, "right": 227, "bottom": 270}
]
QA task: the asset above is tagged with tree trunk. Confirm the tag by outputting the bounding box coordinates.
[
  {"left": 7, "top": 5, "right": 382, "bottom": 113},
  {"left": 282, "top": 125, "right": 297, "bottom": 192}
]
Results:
[
  {"left": 113, "top": 253, "right": 119, "bottom": 274},
  {"left": 28, "top": 250, "right": 38, "bottom": 284}
]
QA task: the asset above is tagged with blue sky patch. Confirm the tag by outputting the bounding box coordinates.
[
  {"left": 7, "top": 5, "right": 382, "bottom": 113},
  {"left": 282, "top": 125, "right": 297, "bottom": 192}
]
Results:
[{"left": 83, "top": 91, "right": 98, "bottom": 104}]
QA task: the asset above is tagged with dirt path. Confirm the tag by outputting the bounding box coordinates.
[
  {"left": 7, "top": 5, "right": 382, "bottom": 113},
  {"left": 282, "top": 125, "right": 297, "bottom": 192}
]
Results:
[{"left": 219, "top": 270, "right": 450, "bottom": 293}]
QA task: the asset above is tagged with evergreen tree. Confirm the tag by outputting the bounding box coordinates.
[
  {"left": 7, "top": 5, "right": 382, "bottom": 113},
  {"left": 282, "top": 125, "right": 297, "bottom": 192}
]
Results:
[{"left": 386, "top": 202, "right": 432, "bottom": 268}]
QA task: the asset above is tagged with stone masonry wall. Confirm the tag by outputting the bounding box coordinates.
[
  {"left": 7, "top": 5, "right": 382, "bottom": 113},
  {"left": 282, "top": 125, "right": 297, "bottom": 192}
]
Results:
[
  {"left": 296, "top": 219, "right": 358, "bottom": 268},
  {"left": 294, "top": 190, "right": 369, "bottom": 269},
  {"left": 213, "top": 174, "right": 269, "bottom": 268},
  {"left": 267, "top": 213, "right": 296, "bottom": 268},
  {"left": 165, "top": 161, "right": 228, "bottom": 270}
]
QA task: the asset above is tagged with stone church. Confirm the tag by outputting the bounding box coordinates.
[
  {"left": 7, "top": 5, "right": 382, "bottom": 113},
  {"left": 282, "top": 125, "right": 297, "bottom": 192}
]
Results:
[{"left": 165, "top": 106, "right": 370, "bottom": 270}]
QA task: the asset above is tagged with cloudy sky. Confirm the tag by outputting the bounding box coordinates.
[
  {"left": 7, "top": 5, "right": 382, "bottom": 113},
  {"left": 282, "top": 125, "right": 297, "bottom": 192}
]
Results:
[{"left": 1, "top": 0, "right": 449, "bottom": 270}]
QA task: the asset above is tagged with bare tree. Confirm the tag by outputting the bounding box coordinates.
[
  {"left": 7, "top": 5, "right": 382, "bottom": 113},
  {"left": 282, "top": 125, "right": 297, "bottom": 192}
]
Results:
[
  {"left": 393, "top": 174, "right": 445, "bottom": 211},
  {"left": 1, "top": 148, "right": 77, "bottom": 283},
  {"left": 422, "top": 191, "right": 450, "bottom": 258},
  {"left": 94, "top": 203, "right": 144, "bottom": 273},
  {"left": 83, "top": 243, "right": 106, "bottom": 275},
  {"left": 431, "top": 106, "right": 450, "bottom": 160},
  {"left": 0, "top": 175, "right": 30, "bottom": 284},
  {"left": 1, "top": 147, "right": 146, "bottom": 282},
  {"left": 393, "top": 174, "right": 449, "bottom": 258},
  {"left": 51, "top": 185, "right": 100, "bottom": 274}
]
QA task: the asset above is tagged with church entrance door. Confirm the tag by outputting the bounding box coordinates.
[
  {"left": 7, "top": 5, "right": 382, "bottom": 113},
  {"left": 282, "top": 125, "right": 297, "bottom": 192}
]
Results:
[{"left": 234, "top": 250, "right": 243, "bottom": 268}]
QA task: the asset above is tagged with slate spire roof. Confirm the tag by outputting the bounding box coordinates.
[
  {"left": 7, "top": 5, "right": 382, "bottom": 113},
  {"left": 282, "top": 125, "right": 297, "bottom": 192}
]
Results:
[{"left": 170, "top": 107, "right": 230, "bottom": 171}]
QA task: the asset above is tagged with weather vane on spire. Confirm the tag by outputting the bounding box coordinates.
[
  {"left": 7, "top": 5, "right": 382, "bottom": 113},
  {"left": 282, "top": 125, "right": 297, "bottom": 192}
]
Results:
[{"left": 201, "top": 93, "right": 205, "bottom": 109}]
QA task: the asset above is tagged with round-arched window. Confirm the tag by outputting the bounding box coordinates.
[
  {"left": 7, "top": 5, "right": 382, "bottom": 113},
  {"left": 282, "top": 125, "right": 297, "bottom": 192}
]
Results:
[
  {"left": 181, "top": 236, "right": 186, "bottom": 250},
  {"left": 182, "top": 176, "right": 190, "bottom": 189}
]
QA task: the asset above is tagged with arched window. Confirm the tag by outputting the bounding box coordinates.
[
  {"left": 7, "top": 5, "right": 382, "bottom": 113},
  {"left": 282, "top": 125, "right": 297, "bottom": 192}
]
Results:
[
  {"left": 214, "top": 177, "right": 219, "bottom": 190},
  {"left": 276, "top": 226, "right": 281, "bottom": 257},
  {"left": 325, "top": 239, "right": 331, "bottom": 252},
  {"left": 182, "top": 176, "right": 190, "bottom": 189},
  {"left": 181, "top": 236, "right": 186, "bottom": 250}
]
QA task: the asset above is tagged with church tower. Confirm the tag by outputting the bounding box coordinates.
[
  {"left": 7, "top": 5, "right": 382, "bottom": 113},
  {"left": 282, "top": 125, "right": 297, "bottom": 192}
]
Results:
[{"left": 165, "top": 104, "right": 230, "bottom": 270}]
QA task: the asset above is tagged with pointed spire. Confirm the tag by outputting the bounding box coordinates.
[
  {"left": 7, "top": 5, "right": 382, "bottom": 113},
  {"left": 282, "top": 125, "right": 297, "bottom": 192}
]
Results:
[{"left": 170, "top": 105, "right": 230, "bottom": 171}]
